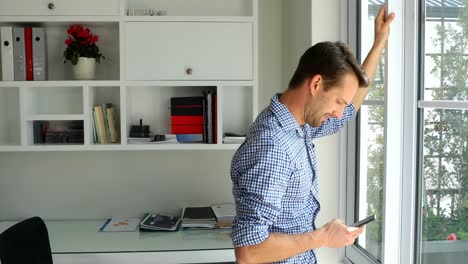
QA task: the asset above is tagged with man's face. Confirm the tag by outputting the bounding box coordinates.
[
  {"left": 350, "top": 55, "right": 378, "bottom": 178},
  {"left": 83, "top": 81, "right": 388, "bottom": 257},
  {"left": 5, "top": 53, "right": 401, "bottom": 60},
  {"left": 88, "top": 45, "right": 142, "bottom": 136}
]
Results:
[{"left": 305, "top": 73, "right": 359, "bottom": 127}]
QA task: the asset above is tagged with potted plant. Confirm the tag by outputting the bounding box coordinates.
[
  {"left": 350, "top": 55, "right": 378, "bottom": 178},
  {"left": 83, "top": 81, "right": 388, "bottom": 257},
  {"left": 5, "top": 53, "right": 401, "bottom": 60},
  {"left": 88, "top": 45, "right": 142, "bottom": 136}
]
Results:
[{"left": 64, "top": 24, "right": 104, "bottom": 80}]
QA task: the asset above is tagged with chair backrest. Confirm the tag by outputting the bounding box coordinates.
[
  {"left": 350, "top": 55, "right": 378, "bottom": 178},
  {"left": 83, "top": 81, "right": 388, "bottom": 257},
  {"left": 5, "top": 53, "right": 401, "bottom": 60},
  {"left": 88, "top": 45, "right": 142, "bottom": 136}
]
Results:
[{"left": 0, "top": 216, "right": 53, "bottom": 264}]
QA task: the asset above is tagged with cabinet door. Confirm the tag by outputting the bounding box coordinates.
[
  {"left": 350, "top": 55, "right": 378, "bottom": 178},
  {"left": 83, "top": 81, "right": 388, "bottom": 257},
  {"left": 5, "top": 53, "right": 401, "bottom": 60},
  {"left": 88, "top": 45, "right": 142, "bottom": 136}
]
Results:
[
  {"left": 125, "top": 22, "right": 253, "bottom": 81},
  {"left": 0, "top": 0, "right": 119, "bottom": 16}
]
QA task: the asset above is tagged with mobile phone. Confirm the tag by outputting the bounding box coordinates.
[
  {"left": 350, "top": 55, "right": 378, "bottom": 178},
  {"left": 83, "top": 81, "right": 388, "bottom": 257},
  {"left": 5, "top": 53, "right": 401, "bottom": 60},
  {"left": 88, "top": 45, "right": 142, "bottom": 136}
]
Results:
[{"left": 351, "top": 215, "right": 376, "bottom": 227}]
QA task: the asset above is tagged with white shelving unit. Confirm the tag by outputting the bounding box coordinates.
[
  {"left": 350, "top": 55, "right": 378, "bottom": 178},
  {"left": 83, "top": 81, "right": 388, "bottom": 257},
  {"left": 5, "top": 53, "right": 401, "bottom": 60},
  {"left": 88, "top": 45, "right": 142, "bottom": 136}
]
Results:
[{"left": 0, "top": 0, "right": 258, "bottom": 152}]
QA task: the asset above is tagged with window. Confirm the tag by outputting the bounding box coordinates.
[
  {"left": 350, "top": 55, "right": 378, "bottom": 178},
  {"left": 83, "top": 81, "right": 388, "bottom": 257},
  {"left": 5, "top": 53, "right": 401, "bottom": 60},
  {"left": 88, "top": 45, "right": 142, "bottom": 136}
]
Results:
[
  {"left": 418, "top": 0, "right": 467, "bottom": 263},
  {"left": 355, "top": 1, "right": 385, "bottom": 261},
  {"left": 343, "top": 0, "right": 467, "bottom": 263},
  {"left": 344, "top": 0, "right": 386, "bottom": 262}
]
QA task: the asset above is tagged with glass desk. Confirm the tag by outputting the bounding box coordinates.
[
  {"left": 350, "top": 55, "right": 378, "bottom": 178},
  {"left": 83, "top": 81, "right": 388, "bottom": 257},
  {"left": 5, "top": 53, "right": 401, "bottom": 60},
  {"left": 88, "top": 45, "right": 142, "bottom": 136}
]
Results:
[{"left": 0, "top": 220, "right": 235, "bottom": 264}]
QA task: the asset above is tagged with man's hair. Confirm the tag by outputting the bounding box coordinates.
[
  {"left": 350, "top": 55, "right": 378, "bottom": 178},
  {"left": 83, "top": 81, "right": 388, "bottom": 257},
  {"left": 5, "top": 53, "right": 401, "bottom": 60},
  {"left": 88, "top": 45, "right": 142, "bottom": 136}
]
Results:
[{"left": 288, "top": 41, "right": 370, "bottom": 90}]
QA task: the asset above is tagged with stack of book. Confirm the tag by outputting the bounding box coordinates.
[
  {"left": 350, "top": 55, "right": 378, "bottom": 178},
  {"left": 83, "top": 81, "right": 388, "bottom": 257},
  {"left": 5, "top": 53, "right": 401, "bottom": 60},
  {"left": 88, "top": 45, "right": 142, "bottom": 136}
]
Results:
[
  {"left": 170, "top": 96, "right": 204, "bottom": 142},
  {"left": 1, "top": 26, "right": 47, "bottom": 81},
  {"left": 223, "top": 132, "right": 246, "bottom": 144},
  {"left": 181, "top": 206, "right": 217, "bottom": 229},
  {"left": 170, "top": 90, "right": 217, "bottom": 143},
  {"left": 211, "top": 204, "right": 236, "bottom": 229},
  {"left": 33, "top": 121, "right": 84, "bottom": 144},
  {"left": 92, "top": 103, "right": 119, "bottom": 144},
  {"left": 139, "top": 213, "right": 181, "bottom": 231}
]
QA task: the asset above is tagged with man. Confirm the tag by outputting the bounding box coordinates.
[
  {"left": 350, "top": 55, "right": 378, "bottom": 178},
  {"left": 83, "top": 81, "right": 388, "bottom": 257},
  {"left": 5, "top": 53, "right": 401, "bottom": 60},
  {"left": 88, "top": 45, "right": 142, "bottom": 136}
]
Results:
[{"left": 230, "top": 6, "right": 395, "bottom": 264}]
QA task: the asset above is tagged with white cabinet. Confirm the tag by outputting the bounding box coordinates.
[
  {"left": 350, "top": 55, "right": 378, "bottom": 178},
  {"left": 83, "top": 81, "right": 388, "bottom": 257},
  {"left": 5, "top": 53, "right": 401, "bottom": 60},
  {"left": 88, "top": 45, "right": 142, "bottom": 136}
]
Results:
[
  {"left": 0, "top": 0, "right": 258, "bottom": 151},
  {"left": 125, "top": 22, "right": 253, "bottom": 81},
  {"left": 0, "top": 0, "right": 119, "bottom": 16}
]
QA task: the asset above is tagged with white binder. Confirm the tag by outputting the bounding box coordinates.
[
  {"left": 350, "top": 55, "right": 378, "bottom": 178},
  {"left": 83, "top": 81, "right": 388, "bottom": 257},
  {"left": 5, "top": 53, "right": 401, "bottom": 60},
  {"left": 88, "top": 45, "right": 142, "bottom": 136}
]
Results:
[
  {"left": 1, "top": 26, "right": 14, "bottom": 81},
  {"left": 32, "top": 27, "right": 47, "bottom": 81},
  {"left": 12, "top": 27, "right": 26, "bottom": 81}
]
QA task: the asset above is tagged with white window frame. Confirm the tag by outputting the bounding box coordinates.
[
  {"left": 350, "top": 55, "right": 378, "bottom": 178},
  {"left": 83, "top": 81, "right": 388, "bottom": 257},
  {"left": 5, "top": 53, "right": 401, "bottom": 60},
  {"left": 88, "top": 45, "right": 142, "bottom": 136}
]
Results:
[{"left": 340, "top": 0, "right": 419, "bottom": 263}]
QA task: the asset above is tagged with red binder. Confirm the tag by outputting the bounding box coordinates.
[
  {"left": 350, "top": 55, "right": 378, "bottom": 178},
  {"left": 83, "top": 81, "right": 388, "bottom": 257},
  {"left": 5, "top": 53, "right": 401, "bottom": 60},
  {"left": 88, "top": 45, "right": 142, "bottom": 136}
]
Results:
[
  {"left": 171, "top": 125, "right": 203, "bottom": 134},
  {"left": 24, "top": 27, "right": 33, "bottom": 81},
  {"left": 214, "top": 95, "right": 217, "bottom": 144},
  {"left": 171, "top": 116, "right": 204, "bottom": 125}
]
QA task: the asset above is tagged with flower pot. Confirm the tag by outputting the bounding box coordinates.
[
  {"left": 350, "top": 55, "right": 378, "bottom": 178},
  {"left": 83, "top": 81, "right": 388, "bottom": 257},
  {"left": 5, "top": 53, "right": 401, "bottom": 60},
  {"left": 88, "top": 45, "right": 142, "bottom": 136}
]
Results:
[{"left": 72, "top": 57, "right": 96, "bottom": 80}]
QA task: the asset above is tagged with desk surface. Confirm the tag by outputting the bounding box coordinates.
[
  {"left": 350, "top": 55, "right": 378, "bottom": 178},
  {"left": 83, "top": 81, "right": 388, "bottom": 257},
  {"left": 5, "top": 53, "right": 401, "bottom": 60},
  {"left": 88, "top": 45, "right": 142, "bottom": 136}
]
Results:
[{"left": 0, "top": 220, "right": 234, "bottom": 254}]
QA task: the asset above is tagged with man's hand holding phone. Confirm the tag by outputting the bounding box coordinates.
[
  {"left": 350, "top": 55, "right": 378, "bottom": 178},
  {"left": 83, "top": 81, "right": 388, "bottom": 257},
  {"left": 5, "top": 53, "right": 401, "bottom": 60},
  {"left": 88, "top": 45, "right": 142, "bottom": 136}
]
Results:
[{"left": 351, "top": 215, "right": 376, "bottom": 227}]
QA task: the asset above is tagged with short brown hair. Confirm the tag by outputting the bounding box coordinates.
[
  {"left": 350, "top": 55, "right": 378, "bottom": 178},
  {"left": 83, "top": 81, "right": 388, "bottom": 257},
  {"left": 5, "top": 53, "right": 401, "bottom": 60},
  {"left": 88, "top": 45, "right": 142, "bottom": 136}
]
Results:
[{"left": 288, "top": 41, "right": 369, "bottom": 90}]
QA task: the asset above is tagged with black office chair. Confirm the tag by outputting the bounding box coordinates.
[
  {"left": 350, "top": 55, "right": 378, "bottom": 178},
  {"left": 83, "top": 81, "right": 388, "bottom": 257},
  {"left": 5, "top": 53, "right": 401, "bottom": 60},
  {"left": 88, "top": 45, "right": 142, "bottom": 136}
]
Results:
[{"left": 0, "top": 216, "right": 53, "bottom": 264}]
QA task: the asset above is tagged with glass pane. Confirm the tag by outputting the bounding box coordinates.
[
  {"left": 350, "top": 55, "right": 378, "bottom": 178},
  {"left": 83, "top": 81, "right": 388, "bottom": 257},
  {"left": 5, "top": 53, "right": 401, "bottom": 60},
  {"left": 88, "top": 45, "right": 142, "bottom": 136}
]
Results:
[
  {"left": 354, "top": 1, "right": 386, "bottom": 260},
  {"left": 360, "top": 1, "right": 385, "bottom": 101},
  {"left": 357, "top": 104, "right": 384, "bottom": 260},
  {"left": 425, "top": 21, "right": 442, "bottom": 54},
  {"left": 423, "top": 2, "right": 468, "bottom": 101},
  {"left": 420, "top": 109, "right": 467, "bottom": 263}
]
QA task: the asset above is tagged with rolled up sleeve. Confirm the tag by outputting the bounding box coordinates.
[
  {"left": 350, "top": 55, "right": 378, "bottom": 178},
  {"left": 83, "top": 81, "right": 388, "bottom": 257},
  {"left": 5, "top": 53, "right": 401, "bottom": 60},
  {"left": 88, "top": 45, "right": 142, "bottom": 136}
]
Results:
[
  {"left": 310, "top": 103, "right": 357, "bottom": 139},
  {"left": 230, "top": 135, "right": 291, "bottom": 247}
]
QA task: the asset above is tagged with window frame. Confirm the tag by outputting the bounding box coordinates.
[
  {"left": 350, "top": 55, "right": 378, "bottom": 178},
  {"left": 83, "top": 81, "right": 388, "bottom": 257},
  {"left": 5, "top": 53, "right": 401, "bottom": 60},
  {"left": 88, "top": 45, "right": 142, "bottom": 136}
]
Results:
[{"left": 341, "top": 0, "right": 420, "bottom": 263}]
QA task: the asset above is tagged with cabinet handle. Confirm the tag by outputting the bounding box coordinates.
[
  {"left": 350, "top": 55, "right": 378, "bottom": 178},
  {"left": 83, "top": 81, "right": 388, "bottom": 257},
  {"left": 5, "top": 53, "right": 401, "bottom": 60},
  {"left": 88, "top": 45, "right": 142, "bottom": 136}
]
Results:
[
  {"left": 48, "top": 3, "right": 55, "bottom": 10},
  {"left": 185, "top": 68, "right": 193, "bottom": 75}
]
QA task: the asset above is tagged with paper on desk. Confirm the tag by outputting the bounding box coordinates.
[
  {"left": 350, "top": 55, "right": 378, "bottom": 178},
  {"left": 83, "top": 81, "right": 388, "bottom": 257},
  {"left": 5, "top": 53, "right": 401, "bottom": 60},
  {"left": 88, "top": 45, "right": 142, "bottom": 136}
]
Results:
[{"left": 99, "top": 218, "right": 141, "bottom": 232}]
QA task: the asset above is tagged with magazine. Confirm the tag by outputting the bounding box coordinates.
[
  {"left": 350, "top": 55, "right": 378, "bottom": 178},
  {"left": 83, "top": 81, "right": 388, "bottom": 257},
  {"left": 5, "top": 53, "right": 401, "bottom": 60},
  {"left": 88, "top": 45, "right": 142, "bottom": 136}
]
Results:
[{"left": 139, "top": 213, "right": 181, "bottom": 231}]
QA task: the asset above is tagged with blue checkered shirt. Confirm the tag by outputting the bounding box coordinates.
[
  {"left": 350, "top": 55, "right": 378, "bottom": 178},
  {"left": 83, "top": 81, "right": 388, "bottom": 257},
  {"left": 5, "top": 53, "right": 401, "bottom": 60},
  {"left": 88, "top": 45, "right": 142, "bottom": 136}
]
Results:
[{"left": 230, "top": 94, "right": 357, "bottom": 263}]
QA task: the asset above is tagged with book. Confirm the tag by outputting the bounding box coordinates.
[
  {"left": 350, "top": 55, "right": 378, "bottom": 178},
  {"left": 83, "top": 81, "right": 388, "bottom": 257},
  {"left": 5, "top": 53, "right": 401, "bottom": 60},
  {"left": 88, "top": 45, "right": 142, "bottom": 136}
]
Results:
[
  {"left": 203, "top": 91, "right": 213, "bottom": 144},
  {"left": 101, "top": 103, "right": 112, "bottom": 143},
  {"left": 139, "top": 213, "right": 181, "bottom": 231},
  {"left": 211, "top": 204, "right": 236, "bottom": 228},
  {"left": 176, "top": 134, "right": 203, "bottom": 142},
  {"left": 181, "top": 206, "right": 217, "bottom": 229},
  {"left": 99, "top": 217, "right": 141, "bottom": 232},
  {"left": 106, "top": 106, "right": 119, "bottom": 143},
  {"left": 1, "top": 26, "right": 14, "bottom": 81},
  {"left": 32, "top": 27, "right": 47, "bottom": 81},
  {"left": 92, "top": 108, "right": 100, "bottom": 143},
  {"left": 94, "top": 105, "right": 107, "bottom": 144},
  {"left": 172, "top": 124, "right": 203, "bottom": 134},
  {"left": 12, "top": 27, "right": 26, "bottom": 81},
  {"left": 24, "top": 27, "right": 33, "bottom": 81}
]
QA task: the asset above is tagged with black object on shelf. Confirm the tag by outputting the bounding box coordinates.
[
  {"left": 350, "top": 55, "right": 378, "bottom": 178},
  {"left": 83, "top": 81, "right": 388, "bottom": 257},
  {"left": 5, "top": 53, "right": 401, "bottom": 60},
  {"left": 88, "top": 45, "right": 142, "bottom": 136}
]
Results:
[
  {"left": 33, "top": 120, "right": 84, "bottom": 144},
  {"left": 130, "top": 119, "right": 150, "bottom": 138}
]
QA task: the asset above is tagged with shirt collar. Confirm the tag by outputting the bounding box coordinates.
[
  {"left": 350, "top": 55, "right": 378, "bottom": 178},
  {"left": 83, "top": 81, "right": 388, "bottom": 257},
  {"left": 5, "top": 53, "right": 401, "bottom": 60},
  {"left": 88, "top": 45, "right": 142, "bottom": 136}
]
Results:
[{"left": 269, "top": 94, "right": 305, "bottom": 137}]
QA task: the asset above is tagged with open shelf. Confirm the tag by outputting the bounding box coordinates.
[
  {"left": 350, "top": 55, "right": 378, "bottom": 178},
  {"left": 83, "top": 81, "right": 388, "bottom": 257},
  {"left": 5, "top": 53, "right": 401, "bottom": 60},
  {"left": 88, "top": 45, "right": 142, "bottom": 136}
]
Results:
[
  {"left": 22, "top": 86, "right": 83, "bottom": 115},
  {"left": 0, "top": 87, "right": 21, "bottom": 146},
  {"left": 221, "top": 86, "right": 253, "bottom": 143},
  {"left": 25, "top": 120, "right": 84, "bottom": 146},
  {"left": 126, "top": 0, "right": 253, "bottom": 17},
  {"left": 88, "top": 86, "right": 121, "bottom": 145},
  {"left": 0, "top": 21, "right": 119, "bottom": 81},
  {"left": 125, "top": 85, "right": 217, "bottom": 144}
]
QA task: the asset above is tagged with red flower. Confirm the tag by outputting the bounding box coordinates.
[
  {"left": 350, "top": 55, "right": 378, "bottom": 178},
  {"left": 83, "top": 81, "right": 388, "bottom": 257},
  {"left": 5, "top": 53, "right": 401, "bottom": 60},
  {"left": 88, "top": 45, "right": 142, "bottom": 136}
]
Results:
[
  {"left": 64, "top": 37, "right": 73, "bottom": 46},
  {"left": 67, "top": 24, "right": 84, "bottom": 38},
  {"left": 64, "top": 24, "right": 104, "bottom": 64},
  {"left": 446, "top": 233, "right": 457, "bottom": 241},
  {"left": 78, "top": 28, "right": 90, "bottom": 39}
]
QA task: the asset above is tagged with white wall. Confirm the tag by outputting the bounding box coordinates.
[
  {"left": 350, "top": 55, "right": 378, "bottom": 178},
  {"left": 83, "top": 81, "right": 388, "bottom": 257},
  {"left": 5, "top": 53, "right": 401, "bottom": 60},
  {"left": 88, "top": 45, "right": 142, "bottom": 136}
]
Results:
[
  {"left": 282, "top": 0, "right": 312, "bottom": 90},
  {"left": 258, "top": 0, "right": 283, "bottom": 109},
  {"left": 0, "top": 0, "right": 344, "bottom": 263},
  {"left": 259, "top": 1, "right": 343, "bottom": 263},
  {"left": 311, "top": 1, "right": 344, "bottom": 264},
  {"left": 0, "top": 151, "right": 236, "bottom": 220}
]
